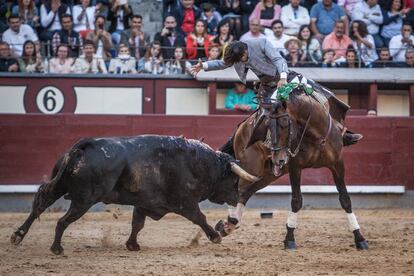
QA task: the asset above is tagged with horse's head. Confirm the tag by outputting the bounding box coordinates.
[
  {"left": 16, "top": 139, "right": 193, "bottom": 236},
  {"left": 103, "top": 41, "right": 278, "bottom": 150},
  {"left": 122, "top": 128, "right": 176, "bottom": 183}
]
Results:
[{"left": 269, "top": 100, "right": 291, "bottom": 176}]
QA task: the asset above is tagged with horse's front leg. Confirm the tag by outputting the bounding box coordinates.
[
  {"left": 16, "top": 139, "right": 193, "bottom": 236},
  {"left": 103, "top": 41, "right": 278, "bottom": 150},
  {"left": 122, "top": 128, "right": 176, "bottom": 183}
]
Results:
[
  {"left": 284, "top": 165, "right": 303, "bottom": 250},
  {"left": 215, "top": 174, "right": 275, "bottom": 237},
  {"left": 330, "top": 159, "right": 369, "bottom": 250}
]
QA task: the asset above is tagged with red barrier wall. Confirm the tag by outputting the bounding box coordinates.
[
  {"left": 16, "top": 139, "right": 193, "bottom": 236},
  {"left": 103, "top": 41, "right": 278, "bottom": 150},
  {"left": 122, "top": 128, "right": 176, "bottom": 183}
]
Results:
[{"left": 0, "top": 114, "right": 413, "bottom": 189}]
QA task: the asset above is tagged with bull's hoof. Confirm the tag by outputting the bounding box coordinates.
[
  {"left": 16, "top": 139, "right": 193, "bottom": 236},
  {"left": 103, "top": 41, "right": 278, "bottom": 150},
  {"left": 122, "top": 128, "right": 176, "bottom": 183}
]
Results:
[
  {"left": 10, "top": 229, "right": 25, "bottom": 245},
  {"left": 283, "top": 240, "right": 297, "bottom": 250},
  {"left": 356, "top": 240, "right": 369, "bottom": 250},
  {"left": 214, "top": 220, "right": 228, "bottom": 237},
  {"left": 210, "top": 234, "right": 222, "bottom": 244},
  {"left": 126, "top": 241, "right": 141, "bottom": 251},
  {"left": 50, "top": 245, "right": 64, "bottom": 255}
]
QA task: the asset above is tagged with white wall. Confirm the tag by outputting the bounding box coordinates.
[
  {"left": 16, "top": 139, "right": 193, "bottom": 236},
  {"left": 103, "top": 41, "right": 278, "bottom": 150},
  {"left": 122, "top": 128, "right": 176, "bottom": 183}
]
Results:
[{"left": 166, "top": 88, "right": 209, "bottom": 115}]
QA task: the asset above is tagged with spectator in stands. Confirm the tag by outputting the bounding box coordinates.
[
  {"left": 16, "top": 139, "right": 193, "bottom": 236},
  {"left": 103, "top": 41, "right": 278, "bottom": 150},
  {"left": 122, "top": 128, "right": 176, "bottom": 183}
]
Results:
[
  {"left": 207, "top": 44, "right": 222, "bottom": 60},
  {"left": 108, "top": 44, "right": 136, "bottom": 74},
  {"left": 280, "top": 0, "right": 310, "bottom": 36},
  {"left": 153, "top": 15, "right": 186, "bottom": 60},
  {"left": 0, "top": 0, "right": 15, "bottom": 34},
  {"left": 120, "top": 15, "right": 150, "bottom": 60},
  {"left": 171, "top": 0, "right": 201, "bottom": 35},
  {"left": 338, "top": 0, "right": 361, "bottom": 18},
  {"left": 372, "top": 47, "right": 395, "bottom": 66},
  {"left": 211, "top": 19, "right": 235, "bottom": 54},
  {"left": 240, "top": 0, "right": 260, "bottom": 34},
  {"left": 399, "top": 48, "right": 414, "bottom": 67},
  {"left": 310, "top": 0, "right": 348, "bottom": 41},
  {"left": 163, "top": 0, "right": 182, "bottom": 18},
  {"left": 18, "top": 40, "right": 44, "bottom": 73},
  {"left": 284, "top": 37, "right": 304, "bottom": 66},
  {"left": 350, "top": 20, "right": 378, "bottom": 66},
  {"left": 73, "top": 39, "right": 107, "bottom": 73},
  {"left": 389, "top": 22, "right": 414, "bottom": 61},
  {"left": 107, "top": 0, "right": 133, "bottom": 45},
  {"left": 321, "top": 48, "right": 338, "bottom": 66},
  {"left": 218, "top": 0, "right": 242, "bottom": 38},
  {"left": 186, "top": 19, "right": 212, "bottom": 60},
  {"left": 2, "top": 14, "right": 39, "bottom": 57},
  {"left": 381, "top": 0, "right": 408, "bottom": 46},
  {"left": 49, "top": 44, "right": 74, "bottom": 73},
  {"left": 52, "top": 14, "right": 81, "bottom": 57},
  {"left": 351, "top": 0, "right": 384, "bottom": 48},
  {"left": 86, "top": 15, "right": 113, "bottom": 60},
  {"left": 249, "top": 0, "right": 282, "bottom": 29},
  {"left": 138, "top": 41, "right": 164, "bottom": 74},
  {"left": 322, "top": 20, "right": 352, "bottom": 61},
  {"left": 240, "top": 18, "right": 265, "bottom": 41},
  {"left": 266, "top": 19, "right": 291, "bottom": 55},
  {"left": 39, "top": 0, "right": 71, "bottom": 42},
  {"left": 201, "top": 2, "right": 222, "bottom": 34},
  {"left": 72, "top": 0, "right": 96, "bottom": 39},
  {"left": 12, "top": 0, "right": 40, "bottom": 30},
  {"left": 224, "top": 82, "right": 257, "bottom": 112},
  {"left": 298, "top": 24, "right": 322, "bottom": 65},
  {"left": 338, "top": 46, "right": 360, "bottom": 67},
  {"left": 165, "top": 46, "right": 192, "bottom": 75},
  {"left": 0, "top": 42, "right": 20, "bottom": 72}
]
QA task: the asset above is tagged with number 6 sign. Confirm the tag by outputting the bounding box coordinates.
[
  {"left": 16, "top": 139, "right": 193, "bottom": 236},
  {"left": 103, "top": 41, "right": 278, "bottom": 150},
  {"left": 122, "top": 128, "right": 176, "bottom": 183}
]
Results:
[{"left": 36, "top": 86, "right": 65, "bottom": 114}]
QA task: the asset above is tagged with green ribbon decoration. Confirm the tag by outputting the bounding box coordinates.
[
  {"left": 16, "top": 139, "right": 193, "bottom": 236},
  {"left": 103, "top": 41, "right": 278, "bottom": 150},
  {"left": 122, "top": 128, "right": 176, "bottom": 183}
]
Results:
[{"left": 276, "top": 83, "right": 314, "bottom": 101}]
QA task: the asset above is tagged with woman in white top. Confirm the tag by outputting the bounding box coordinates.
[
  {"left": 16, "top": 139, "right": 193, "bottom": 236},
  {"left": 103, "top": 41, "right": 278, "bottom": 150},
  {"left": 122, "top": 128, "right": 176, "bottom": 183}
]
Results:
[
  {"left": 138, "top": 41, "right": 164, "bottom": 75},
  {"left": 108, "top": 44, "right": 137, "bottom": 74},
  {"left": 350, "top": 20, "right": 378, "bottom": 67},
  {"left": 164, "top": 46, "right": 192, "bottom": 75},
  {"left": 49, "top": 44, "right": 74, "bottom": 73},
  {"left": 297, "top": 24, "right": 322, "bottom": 65},
  {"left": 72, "top": 0, "right": 96, "bottom": 38}
]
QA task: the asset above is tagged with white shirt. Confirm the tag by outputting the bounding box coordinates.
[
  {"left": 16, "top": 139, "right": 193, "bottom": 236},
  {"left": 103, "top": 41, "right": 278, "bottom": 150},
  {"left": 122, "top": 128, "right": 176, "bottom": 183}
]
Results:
[
  {"left": 2, "top": 24, "right": 39, "bottom": 56},
  {"left": 73, "top": 54, "right": 107, "bottom": 74},
  {"left": 116, "top": 9, "right": 125, "bottom": 31},
  {"left": 353, "top": 34, "right": 378, "bottom": 65},
  {"left": 351, "top": 1, "right": 383, "bottom": 35},
  {"left": 40, "top": 4, "right": 71, "bottom": 31},
  {"left": 280, "top": 4, "right": 310, "bottom": 36},
  {"left": 266, "top": 33, "right": 293, "bottom": 55},
  {"left": 389, "top": 34, "right": 414, "bottom": 62},
  {"left": 240, "top": 31, "right": 265, "bottom": 42},
  {"left": 72, "top": 5, "right": 96, "bottom": 32}
]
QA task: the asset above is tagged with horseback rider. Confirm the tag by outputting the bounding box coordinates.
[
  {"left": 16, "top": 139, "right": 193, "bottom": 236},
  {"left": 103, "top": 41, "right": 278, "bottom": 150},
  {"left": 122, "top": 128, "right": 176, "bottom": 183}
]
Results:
[{"left": 191, "top": 38, "right": 362, "bottom": 145}]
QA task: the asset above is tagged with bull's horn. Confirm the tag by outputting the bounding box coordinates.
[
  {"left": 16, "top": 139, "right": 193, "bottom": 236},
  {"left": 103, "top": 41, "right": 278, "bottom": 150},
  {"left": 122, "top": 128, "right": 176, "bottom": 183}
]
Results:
[{"left": 230, "top": 162, "right": 260, "bottom": 183}]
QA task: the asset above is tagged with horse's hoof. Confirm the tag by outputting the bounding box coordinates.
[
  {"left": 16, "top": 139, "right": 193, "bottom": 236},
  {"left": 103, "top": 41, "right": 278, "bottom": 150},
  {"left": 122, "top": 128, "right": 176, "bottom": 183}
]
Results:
[
  {"left": 126, "top": 241, "right": 141, "bottom": 251},
  {"left": 356, "top": 240, "right": 369, "bottom": 250},
  {"left": 10, "top": 230, "right": 24, "bottom": 245},
  {"left": 284, "top": 240, "right": 297, "bottom": 250},
  {"left": 211, "top": 234, "right": 222, "bottom": 244},
  {"left": 214, "top": 220, "right": 228, "bottom": 237},
  {"left": 50, "top": 245, "right": 64, "bottom": 255}
]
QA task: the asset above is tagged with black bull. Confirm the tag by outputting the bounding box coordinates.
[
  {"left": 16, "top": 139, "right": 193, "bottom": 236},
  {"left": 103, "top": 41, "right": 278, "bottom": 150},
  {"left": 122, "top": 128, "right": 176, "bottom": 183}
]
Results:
[{"left": 11, "top": 135, "right": 259, "bottom": 255}]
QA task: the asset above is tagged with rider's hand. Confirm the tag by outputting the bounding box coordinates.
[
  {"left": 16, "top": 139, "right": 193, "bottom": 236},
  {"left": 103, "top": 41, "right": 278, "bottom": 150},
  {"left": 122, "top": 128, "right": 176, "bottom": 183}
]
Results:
[
  {"left": 277, "top": 78, "right": 287, "bottom": 89},
  {"left": 190, "top": 59, "right": 203, "bottom": 76}
]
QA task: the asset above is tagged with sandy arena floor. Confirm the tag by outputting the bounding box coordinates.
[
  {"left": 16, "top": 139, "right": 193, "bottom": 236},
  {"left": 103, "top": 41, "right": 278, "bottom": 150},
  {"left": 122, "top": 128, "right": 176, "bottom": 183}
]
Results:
[{"left": 0, "top": 209, "right": 413, "bottom": 275}]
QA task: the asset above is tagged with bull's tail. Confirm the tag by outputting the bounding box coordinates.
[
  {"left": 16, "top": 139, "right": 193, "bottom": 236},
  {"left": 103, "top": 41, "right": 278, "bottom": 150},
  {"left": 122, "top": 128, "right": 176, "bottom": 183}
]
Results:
[{"left": 32, "top": 138, "right": 95, "bottom": 216}]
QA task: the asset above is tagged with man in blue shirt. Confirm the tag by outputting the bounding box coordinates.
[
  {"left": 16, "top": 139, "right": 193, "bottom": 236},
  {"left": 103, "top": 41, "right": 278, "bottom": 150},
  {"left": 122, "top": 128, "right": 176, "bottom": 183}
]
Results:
[
  {"left": 310, "top": 0, "right": 348, "bottom": 41},
  {"left": 225, "top": 82, "right": 257, "bottom": 112}
]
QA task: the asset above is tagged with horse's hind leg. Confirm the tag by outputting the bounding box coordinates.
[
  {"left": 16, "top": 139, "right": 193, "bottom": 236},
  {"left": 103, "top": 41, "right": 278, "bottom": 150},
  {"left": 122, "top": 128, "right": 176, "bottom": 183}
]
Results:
[
  {"left": 330, "top": 159, "right": 368, "bottom": 250},
  {"left": 283, "top": 166, "right": 302, "bottom": 250}
]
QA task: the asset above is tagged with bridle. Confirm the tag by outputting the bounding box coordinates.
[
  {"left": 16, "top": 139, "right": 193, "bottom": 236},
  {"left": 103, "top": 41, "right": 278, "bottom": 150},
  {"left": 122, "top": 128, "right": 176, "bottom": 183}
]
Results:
[
  {"left": 269, "top": 100, "right": 312, "bottom": 158},
  {"left": 269, "top": 94, "right": 332, "bottom": 158}
]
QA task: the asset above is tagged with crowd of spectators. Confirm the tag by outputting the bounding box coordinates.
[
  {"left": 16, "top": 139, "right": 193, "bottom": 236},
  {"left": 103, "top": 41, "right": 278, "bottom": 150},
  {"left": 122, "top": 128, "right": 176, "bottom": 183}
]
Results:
[{"left": 1, "top": 0, "right": 414, "bottom": 74}]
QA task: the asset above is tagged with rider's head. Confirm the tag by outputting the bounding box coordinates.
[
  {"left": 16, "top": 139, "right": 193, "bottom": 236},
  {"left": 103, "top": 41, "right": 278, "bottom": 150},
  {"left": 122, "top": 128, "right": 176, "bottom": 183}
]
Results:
[{"left": 223, "top": 41, "right": 248, "bottom": 65}]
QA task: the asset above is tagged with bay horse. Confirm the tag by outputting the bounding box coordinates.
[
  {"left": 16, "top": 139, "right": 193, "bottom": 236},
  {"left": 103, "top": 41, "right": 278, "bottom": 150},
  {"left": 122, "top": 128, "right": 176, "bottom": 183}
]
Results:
[{"left": 215, "top": 77, "right": 369, "bottom": 250}]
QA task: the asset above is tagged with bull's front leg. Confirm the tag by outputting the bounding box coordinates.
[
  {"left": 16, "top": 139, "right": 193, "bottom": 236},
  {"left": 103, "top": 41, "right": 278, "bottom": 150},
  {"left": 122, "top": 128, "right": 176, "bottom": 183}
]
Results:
[{"left": 178, "top": 204, "right": 222, "bottom": 244}]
